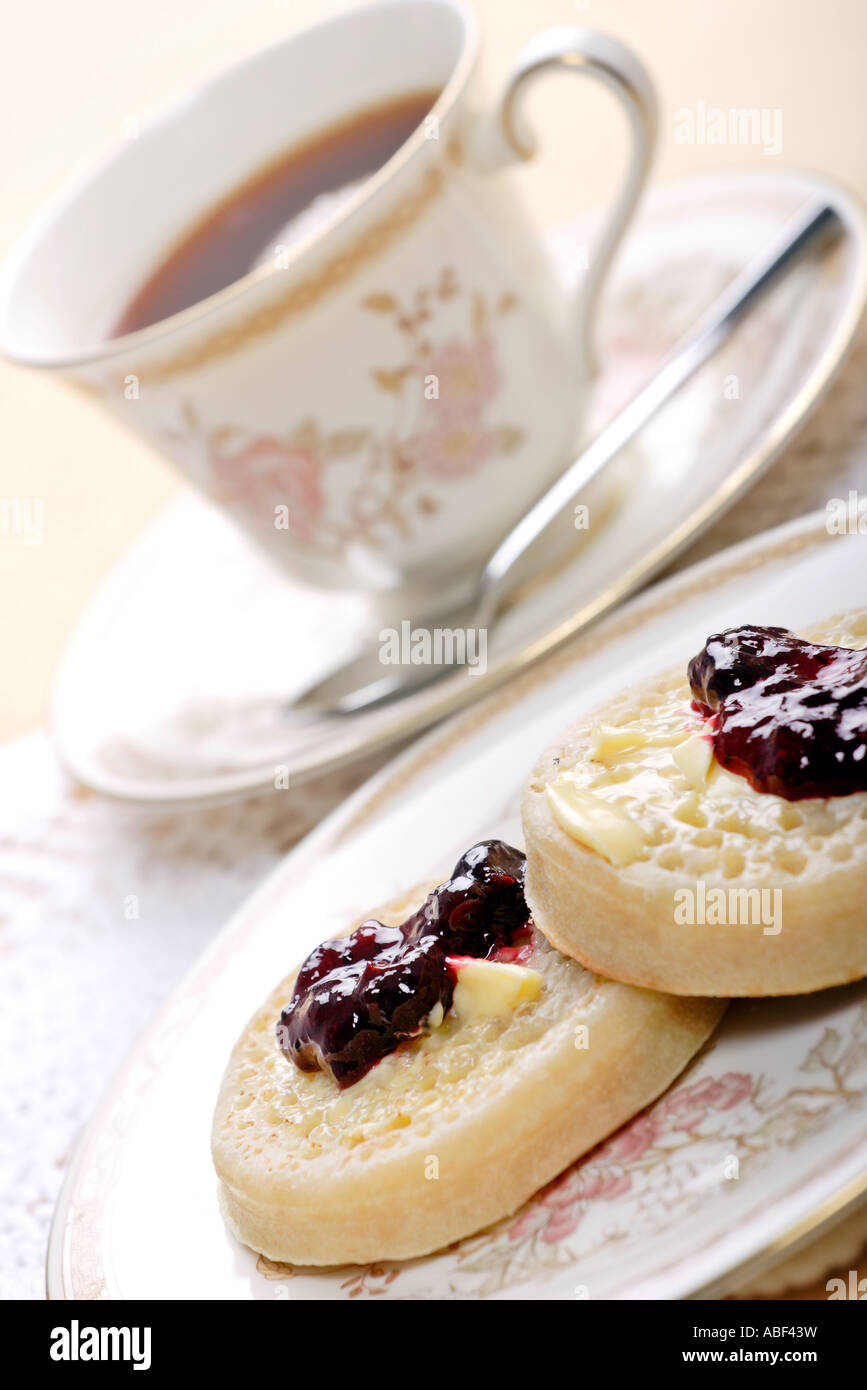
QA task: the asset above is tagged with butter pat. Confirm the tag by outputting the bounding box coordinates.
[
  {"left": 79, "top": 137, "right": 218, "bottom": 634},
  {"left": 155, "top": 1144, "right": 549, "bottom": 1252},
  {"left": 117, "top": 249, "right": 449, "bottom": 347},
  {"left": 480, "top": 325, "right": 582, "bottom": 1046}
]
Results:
[
  {"left": 590, "top": 721, "right": 689, "bottom": 763},
  {"left": 450, "top": 958, "right": 543, "bottom": 1023},
  {"left": 673, "top": 734, "right": 713, "bottom": 790},
  {"left": 426, "top": 1002, "right": 445, "bottom": 1030},
  {"left": 705, "top": 762, "right": 763, "bottom": 802},
  {"left": 590, "top": 722, "right": 648, "bottom": 759},
  {"left": 546, "top": 777, "right": 643, "bottom": 865}
]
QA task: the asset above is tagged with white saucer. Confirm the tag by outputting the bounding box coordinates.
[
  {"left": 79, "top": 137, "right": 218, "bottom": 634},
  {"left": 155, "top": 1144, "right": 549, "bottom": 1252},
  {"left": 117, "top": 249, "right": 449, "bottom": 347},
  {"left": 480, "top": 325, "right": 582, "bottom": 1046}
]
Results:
[
  {"left": 47, "top": 509, "right": 867, "bottom": 1299},
  {"left": 51, "top": 166, "right": 867, "bottom": 807}
]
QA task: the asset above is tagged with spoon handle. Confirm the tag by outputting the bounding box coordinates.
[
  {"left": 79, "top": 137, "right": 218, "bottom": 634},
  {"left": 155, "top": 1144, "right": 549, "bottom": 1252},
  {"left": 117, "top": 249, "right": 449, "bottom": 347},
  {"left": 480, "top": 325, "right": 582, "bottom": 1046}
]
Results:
[{"left": 475, "top": 200, "right": 841, "bottom": 631}]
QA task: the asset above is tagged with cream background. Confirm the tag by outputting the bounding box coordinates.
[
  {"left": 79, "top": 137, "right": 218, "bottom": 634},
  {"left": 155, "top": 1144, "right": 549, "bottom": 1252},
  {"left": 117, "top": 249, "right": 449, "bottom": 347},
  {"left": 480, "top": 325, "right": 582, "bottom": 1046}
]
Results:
[{"left": 2, "top": 0, "right": 866, "bottom": 737}]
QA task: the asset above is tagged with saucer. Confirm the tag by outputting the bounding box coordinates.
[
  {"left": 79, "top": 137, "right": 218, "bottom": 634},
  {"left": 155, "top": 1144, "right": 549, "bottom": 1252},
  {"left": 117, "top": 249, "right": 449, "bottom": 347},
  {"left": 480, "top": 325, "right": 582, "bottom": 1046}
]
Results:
[
  {"left": 47, "top": 510, "right": 867, "bottom": 1298},
  {"left": 51, "top": 166, "right": 867, "bottom": 807}
]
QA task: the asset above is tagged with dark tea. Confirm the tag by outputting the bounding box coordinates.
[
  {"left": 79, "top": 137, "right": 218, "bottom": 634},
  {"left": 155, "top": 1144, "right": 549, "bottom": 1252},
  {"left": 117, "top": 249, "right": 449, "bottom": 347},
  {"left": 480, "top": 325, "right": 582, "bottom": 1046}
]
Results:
[{"left": 112, "top": 88, "right": 438, "bottom": 337}]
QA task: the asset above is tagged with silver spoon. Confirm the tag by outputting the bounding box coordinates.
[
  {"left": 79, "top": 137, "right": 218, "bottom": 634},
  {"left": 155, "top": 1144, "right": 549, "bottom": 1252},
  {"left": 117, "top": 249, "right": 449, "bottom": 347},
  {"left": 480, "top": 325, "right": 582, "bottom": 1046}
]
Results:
[{"left": 293, "top": 200, "right": 841, "bottom": 718}]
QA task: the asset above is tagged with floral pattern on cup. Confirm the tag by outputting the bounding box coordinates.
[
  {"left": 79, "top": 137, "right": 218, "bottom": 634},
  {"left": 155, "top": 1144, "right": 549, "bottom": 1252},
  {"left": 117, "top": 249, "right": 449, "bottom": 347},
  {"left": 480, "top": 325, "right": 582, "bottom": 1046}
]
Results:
[
  {"left": 159, "top": 270, "right": 524, "bottom": 557},
  {"left": 209, "top": 435, "right": 326, "bottom": 543}
]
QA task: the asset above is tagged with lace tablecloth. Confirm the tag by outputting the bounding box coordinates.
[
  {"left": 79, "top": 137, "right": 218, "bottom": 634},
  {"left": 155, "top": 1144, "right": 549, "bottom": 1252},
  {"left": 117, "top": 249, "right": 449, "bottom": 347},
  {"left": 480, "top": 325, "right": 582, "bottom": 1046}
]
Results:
[{"left": 3, "top": 295, "right": 867, "bottom": 1304}]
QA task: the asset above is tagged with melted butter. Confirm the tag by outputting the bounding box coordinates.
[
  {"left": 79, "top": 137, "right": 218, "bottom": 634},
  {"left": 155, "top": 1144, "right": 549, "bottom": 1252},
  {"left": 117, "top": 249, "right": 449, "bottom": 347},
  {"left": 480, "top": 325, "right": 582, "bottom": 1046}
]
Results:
[
  {"left": 590, "top": 720, "right": 691, "bottom": 761},
  {"left": 548, "top": 691, "right": 792, "bottom": 861},
  {"left": 546, "top": 628, "right": 867, "bottom": 865},
  {"left": 673, "top": 734, "right": 713, "bottom": 790},
  {"left": 545, "top": 777, "right": 644, "bottom": 865},
  {"left": 705, "top": 761, "right": 765, "bottom": 801},
  {"left": 449, "top": 958, "right": 543, "bottom": 1022}
]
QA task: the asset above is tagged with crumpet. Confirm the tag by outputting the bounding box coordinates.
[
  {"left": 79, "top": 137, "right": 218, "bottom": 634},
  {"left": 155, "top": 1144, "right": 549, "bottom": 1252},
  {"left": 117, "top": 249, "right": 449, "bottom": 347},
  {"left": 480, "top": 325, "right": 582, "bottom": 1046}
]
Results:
[
  {"left": 212, "top": 869, "right": 722, "bottom": 1265},
  {"left": 522, "top": 613, "right": 867, "bottom": 997}
]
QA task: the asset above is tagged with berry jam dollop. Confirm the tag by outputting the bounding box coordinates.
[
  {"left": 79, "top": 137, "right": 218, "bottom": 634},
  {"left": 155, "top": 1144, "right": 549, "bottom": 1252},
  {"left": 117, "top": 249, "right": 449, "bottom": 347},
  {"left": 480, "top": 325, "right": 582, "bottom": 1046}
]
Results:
[
  {"left": 688, "top": 624, "right": 867, "bottom": 800},
  {"left": 277, "top": 840, "right": 531, "bottom": 1088}
]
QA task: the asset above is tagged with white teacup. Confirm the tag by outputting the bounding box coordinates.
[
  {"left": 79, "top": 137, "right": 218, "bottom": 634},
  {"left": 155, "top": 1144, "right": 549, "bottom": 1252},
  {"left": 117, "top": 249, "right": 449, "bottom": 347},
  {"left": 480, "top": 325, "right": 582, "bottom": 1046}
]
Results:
[{"left": 0, "top": 0, "right": 655, "bottom": 616}]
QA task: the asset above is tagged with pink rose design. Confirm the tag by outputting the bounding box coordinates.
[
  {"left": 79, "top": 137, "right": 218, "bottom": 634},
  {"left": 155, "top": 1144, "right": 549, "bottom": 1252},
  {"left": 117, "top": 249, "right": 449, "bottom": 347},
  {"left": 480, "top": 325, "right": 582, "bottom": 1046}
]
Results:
[
  {"left": 402, "top": 336, "right": 503, "bottom": 481},
  {"left": 595, "top": 1112, "right": 659, "bottom": 1165},
  {"left": 404, "top": 420, "right": 496, "bottom": 480},
  {"left": 210, "top": 435, "right": 324, "bottom": 542},
  {"left": 427, "top": 336, "right": 500, "bottom": 421},
  {"left": 540, "top": 1206, "right": 582, "bottom": 1245},
  {"left": 507, "top": 1157, "right": 633, "bottom": 1247},
  {"left": 574, "top": 1168, "right": 632, "bottom": 1203},
  {"left": 507, "top": 1208, "right": 538, "bottom": 1243},
  {"left": 508, "top": 1172, "right": 583, "bottom": 1245},
  {"left": 503, "top": 1071, "right": 755, "bottom": 1253},
  {"left": 539, "top": 1173, "right": 581, "bottom": 1210},
  {"left": 656, "top": 1073, "right": 752, "bottom": 1132}
]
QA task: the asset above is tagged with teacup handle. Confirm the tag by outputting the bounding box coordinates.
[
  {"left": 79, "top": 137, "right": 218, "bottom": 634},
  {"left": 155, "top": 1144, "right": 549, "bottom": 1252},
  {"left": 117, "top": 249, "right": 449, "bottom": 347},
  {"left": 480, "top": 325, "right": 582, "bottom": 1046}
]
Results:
[{"left": 469, "top": 28, "right": 657, "bottom": 377}]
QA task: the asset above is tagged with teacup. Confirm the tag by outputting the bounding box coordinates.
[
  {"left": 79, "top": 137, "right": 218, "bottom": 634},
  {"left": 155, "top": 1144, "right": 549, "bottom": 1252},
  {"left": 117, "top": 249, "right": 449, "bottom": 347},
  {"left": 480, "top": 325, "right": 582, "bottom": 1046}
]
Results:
[{"left": 0, "top": 0, "right": 656, "bottom": 617}]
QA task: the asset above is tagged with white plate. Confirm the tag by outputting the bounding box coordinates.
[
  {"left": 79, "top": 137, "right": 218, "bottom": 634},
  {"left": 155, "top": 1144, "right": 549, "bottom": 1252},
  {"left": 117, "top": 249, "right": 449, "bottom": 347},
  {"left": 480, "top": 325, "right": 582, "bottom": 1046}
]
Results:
[
  {"left": 51, "top": 166, "right": 867, "bottom": 807},
  {"left": 48, "top": 509, "right": 867, "bottom": 1299}
]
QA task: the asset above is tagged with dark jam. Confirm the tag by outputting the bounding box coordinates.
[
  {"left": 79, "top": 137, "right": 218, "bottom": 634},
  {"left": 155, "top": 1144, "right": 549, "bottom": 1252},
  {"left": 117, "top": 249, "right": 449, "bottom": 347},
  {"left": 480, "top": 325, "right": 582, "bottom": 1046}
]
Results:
[
  {"left": 277, "top": 840, "right": 531, "bottom": 1088},
  {"left": 688, "top": 624, "right": 867, "bottom": 800}
]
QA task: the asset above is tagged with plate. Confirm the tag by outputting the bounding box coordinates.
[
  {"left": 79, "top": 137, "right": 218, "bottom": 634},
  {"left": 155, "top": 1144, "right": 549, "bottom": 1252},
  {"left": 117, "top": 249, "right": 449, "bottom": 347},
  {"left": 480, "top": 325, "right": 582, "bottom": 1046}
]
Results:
[
  {"left": 48, "top": 509, "right": 867, "bottom": 1299},
  {"left": 51, "top": 166, "right": 867, "bottom": 807}
]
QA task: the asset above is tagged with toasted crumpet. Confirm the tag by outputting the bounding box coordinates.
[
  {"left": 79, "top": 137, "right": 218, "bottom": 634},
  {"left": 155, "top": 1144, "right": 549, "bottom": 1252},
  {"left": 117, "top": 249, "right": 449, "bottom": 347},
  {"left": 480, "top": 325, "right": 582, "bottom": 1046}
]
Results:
[
  {"left": 522, "top": 613, "right": 867, "bottom": 997},
  {"left": 212, "top": 882, "right": 723, "bottom": 1264}
]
